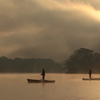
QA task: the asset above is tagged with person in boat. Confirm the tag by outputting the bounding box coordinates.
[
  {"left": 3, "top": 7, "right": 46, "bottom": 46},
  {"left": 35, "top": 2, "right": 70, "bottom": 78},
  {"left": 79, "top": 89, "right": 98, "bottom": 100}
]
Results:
[
  {"left": 41, "top": 69, "right": 45, "bottom": 81},
  {"left": 89, "top": 69, "right": 92, "bottom": 79}
]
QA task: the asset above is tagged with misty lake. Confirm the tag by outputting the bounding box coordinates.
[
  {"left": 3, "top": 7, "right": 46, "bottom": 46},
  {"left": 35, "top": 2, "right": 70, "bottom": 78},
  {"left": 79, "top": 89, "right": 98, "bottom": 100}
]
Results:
[{"left": 0, "top": 74, "right": 100, "bottom": 100}]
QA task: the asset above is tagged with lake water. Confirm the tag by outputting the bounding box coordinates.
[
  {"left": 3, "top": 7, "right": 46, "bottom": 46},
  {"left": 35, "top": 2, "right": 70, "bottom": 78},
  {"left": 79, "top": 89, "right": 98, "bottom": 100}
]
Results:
[{"left": 0, "top": 74, "right": 100, "bottom": 100}]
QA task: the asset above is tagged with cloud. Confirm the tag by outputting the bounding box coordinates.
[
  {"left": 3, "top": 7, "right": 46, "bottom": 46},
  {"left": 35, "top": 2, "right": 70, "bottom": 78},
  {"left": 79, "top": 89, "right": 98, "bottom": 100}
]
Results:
[
  {"left": 70, "top": 0, "right": 100, "bottom": 10},
  {"left": 0, "top": 0, "right": 100, "bottom": 62}
]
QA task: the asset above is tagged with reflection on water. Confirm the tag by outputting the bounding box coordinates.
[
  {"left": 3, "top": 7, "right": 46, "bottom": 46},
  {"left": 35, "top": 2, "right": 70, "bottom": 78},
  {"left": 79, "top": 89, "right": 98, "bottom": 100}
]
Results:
[{"left": 0, "top": 74, "right": 100, "bottom": 100}]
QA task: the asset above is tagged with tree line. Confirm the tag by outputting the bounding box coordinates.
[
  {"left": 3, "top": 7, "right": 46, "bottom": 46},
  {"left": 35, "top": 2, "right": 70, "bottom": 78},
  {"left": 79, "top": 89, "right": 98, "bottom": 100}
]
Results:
[
  {"left": 0, "top": 56, "right": 62, "bottom": 73},
  {"left": 1, "top": 48, "right": 100, "bottom": 73}
]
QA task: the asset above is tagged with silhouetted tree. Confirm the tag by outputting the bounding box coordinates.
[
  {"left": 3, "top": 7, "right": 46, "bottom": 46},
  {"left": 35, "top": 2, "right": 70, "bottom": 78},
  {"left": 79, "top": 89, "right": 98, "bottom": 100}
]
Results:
[
  {"left": 92, "top": 52, "right": 100, "bottom": 73},
  {"left": 66, "top": 48, "right": 94, "bottom": 73}
]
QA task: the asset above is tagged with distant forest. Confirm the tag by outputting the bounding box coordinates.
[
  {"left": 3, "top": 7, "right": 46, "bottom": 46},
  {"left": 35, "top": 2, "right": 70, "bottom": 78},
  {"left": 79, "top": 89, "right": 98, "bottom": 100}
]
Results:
[
  {"left": 0, "top": 57, "right": 62, "bottom": 73},
  {"left": 65, "top": 48, "right": 100, "bottom": 73},
  {"left": 1, "top": 48, "right": 100, "bottom": 73}
]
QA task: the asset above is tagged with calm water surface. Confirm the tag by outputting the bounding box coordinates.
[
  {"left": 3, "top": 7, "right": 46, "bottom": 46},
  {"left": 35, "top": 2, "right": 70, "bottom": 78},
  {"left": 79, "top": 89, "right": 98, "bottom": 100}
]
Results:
[{"left": 0, "top": 74, "right": 100, "bottom": 100}]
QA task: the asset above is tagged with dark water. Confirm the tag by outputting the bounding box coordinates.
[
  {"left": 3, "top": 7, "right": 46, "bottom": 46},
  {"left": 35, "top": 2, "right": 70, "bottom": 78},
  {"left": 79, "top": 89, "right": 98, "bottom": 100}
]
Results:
[{"left": 0, "top": 74, "right": 100, "bottom": 100}]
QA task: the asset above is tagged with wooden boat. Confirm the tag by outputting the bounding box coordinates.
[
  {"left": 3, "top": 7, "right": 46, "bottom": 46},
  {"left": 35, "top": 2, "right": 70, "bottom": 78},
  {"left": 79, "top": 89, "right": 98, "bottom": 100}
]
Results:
[
  {"left": 27, "top": 79, "right": 55, "bottom": 83},
  {"left": 82, "top": 78, "right": 100, "bottom": 80}
]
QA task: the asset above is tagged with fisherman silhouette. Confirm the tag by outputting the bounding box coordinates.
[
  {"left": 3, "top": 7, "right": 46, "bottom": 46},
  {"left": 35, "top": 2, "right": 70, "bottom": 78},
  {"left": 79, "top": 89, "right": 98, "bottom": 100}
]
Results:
[
  {"left": 89, "top": 69, "right": 92, "bottom": 79},
  {"left": 41, "top": 69, "right": 45, "bottom": 80}
]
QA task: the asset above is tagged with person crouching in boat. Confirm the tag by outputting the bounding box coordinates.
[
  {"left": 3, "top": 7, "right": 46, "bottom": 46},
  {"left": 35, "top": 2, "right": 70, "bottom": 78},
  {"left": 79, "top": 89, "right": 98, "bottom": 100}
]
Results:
[
  {"left": 41, "top": 69, "right": 45, "bottom": 81},
  {"left": 89, "top": 69, "right": 92, "bottom": 79}
]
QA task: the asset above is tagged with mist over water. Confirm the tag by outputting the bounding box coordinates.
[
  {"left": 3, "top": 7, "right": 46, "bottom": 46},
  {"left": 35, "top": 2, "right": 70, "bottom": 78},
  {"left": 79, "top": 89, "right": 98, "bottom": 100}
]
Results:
[{"left": 0, "top": 74, "right": 100, "bottom": 100}]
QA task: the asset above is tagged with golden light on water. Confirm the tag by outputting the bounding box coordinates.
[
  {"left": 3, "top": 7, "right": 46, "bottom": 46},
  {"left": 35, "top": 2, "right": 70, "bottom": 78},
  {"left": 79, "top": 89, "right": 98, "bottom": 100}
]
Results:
[{"left": 0, "top": 74, "right": 100, "bottom": 100}]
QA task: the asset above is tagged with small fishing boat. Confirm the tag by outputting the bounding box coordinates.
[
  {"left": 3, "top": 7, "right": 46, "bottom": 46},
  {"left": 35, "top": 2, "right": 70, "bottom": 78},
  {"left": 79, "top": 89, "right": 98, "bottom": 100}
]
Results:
[
  {"left": 27, "top": 79, "right": 55, "bottom": 83},
  {"left": 82, "top": 78, "right": 100, "bottom": 80}
]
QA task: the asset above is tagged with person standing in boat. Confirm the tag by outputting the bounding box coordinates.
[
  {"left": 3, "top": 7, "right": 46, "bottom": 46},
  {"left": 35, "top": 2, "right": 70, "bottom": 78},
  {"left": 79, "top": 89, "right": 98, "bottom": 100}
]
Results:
[
  {"left": 41, "top": 69, "right": 45, "bottom": 80},
  {"left": 89, "top": 69, "right": 92, "bottom": 79}
]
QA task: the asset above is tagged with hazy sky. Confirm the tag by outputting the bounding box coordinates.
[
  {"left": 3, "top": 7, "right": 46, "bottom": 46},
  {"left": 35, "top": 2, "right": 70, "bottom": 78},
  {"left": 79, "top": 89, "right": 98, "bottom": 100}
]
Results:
[{"left": 0, "top": 0, "right": 100, "bottom": 62}]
